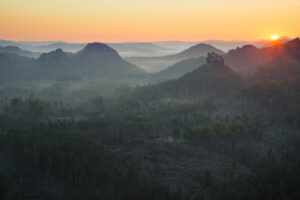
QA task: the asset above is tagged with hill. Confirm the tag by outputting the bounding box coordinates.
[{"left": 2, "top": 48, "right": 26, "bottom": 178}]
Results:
[
  {"left": 224, "top": 45, "right": 266, "bottom": 75},
  {"left": 126, "top": 43, "right": 224, "bottom": 72},
  {"left": 34, "top": 43, "right": 145, "bottom": 79},
  {"left": 251, "top": 38, "right": 300, "bottom": 82},
  {"left": 164, "top": 43, "right": 224, "bottom": 60},
  {"left": 152, "top": 39, "right": 300, "bottom": 82},
  {"left": 72, "top": 43, "right": 145, "bottom": 78},
  {"left": 36, "top": 42, "right": 85, "bottom": 53},
  {"left": 0, "top": 43, "right": 145, "bottom": 82},
  {"left": 34, "top": 42, "right": 172, "bottom": 57},
  {"left": 0, "top": 46, "right": 40, "bottom": 58},
  {"left": 224, "top": 38, "right": 300, "bottom": 77},
  {"left": 136, "top": 53, "right": 242, "bottom": 99}
]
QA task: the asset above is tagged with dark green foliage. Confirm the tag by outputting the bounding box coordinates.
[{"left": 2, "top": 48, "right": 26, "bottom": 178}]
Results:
[
  {"left": 0, "top": 131, "right": 105, "bottom": 199},
  {"left": 1, "top": 39, "right": 300, "bottom": 200},
  {"left": 0, "top": 131, "right": 178, "bottom": 200},
  {"left": 206, "top": 52, "right": 224, "bottom": 65},
  {"left": 239, "top": 133, "right": 300, "bottom": 200},
  {"left": 244, "top": 78, "right": 300, "bottom": 126},
  {"left": 182, "top": 116, "right": 262, "bottom": 145}
]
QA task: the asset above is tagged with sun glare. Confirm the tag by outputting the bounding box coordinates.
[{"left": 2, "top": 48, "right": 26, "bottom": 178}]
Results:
[{"left": 271, "top": 35, "right": 279, "bottom": 41}]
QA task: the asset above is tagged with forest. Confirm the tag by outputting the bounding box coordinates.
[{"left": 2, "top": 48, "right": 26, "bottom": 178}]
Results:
[{"left": 0, "top": 38, "right": 300, "bottom": 200}]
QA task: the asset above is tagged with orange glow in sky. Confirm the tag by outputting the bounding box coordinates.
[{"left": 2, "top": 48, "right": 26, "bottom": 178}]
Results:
[{"left": 0, "top": 0, "right": 299, "bottom": 42}]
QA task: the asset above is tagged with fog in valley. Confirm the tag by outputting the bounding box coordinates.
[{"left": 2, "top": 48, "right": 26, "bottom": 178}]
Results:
[{"left": 0, "top": 36, "right": 300, "bottom": 200}]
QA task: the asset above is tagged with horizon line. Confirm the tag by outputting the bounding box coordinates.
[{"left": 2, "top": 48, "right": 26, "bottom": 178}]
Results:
[{"left": 0, "top": 37, "right": 277, "bottom": 44}]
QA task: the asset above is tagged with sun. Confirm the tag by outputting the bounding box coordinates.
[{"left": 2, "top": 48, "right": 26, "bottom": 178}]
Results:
[{"left": 271, "top": 35, "right": 279, "bottom": 41}]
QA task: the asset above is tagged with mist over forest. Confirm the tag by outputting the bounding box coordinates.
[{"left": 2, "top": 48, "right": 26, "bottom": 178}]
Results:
[{"left": 0, "top": 36, "right": 300, "bottom": 200}]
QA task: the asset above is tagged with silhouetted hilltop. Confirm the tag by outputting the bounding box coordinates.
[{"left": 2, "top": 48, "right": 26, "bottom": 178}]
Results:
[
  {"left": 0, "top": 39, "right": 18, "bottom": 47},
  {"left": 0, "top": 45, "right": 40, "bottom": 58},
  {"left": 127, "top": 43, "right": 223, "bottom": 72},
  {"left": 224, "top": 38, "right": 300, "bottom": 77},
  {"left": 76, "top": 43, "right": 121, "bottom": 60},
  {"left": 34, "top": 43, "right": 145, "bottom": 78},
  {"left": 37, "top": 48, "right": 72, "bottom": 68},
  {"left": 224, "top": 45, "right": 268, "bottom": 75},
  {"left": 278, "top": 38, "right": 300, "bottom": 61},
  {"left": 34, "top": 41, "right": 169, "bottom": 57},
  {"left": 137, "top": 53, "right": 242, "bottom": 99},
  {"left": 73, "top": 43, "right": 145, "bottom": 77},
  {"left": 251, "top": 38, "right": 300, "bottom": 82},
  {"left": 37, "top": 42, "right": 85, "bottom": 52},
  {"left": 165, "top": 43, "right": 224, "bottom": 59},
  {"left": 0, "top": 43, "right": 145, "bottom": 81}
]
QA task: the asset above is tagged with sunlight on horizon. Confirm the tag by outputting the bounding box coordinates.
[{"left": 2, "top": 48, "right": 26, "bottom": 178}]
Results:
[
  {"left": 271, "top": 35, "right": 280, "bottom": 41},
  {"left": 0, "top": 0, "right": 299, "bottom": 42}
]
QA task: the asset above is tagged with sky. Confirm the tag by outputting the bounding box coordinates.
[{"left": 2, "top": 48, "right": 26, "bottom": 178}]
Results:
[{"left": 0, "top": 0, "right": 299, "bottom": 42}]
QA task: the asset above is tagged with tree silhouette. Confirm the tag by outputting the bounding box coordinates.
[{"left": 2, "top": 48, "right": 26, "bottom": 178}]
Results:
[{"left": 206, "top": 52, "right": 224, "bottom": 66}]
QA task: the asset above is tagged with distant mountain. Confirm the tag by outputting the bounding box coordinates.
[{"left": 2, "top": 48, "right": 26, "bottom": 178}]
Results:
[
  {"left": 36, "top": 48, "right": 73, "bottom": 71},
  {"left": 0, "top": 40, "right": 18, "bottom": 47},
  {"left": 72, "top": 43, "right": 145, "bottom": 78},
  {"left": 258, "top": 36, "right": 291, "bottom": 48},
  {"left": 108, "top": 42, "right": 169, "bottom": 57},
  {"left": 34, "top": 43, "right": 145, "bottom": 79},
  {"left": 37, "top": 42, "right": 86, "bottom": 53},
  {"left": 164, "top": 43, "right": 224, "bottom": 59},
  {"left": 76, "top": 42, "right": 121, "bottom": 59},
  {"left": 224, "top": 45, "right": 268, "bottom": 76},
  {"left": 0, "top": 45, "right": 40, "bottom": 58},
  {"left": 0, "top": 39, "right": 64, "bottom": 52},
  {"left": 34, "top": 42, "right": 173, "bottom": 57},
  {"left": 224, "top": 38, "right": 299, "bottom": 77},
  {"left": 202, "top": 40, "right": 257, "bottom": 51},
  {"left": 153, "top": 57, "right": 206, "bottom": 81},
  {"left": 150, "top": 39, "right": 300, "bottom": 83},
  {"left": 136, "top": 53, "right": 242, "bottom": 99},
  {"left": 35, "top": 43, "right": 145, "bottom": 79},
  {"left": 251, "top": 38, "right": 300, "bottom": 82},
  {"left": 153, "top": 40, "right": 264, "bottom": 52},
  {"left": 274, "top": 38, "right": 300, "bottom": 61},
  {"left": 127, "top": 43, "right": 224, "bottom": 72},
  {"left": 0, "top": 43, "right": 145, "bottom": 82}
]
